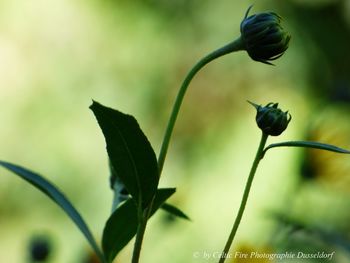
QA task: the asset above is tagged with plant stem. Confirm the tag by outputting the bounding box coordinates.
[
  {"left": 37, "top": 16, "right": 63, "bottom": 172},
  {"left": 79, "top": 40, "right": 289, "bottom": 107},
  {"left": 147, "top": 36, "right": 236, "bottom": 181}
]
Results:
[
  {"left": 131, "top": 208, "right": 149, "bottom": 263},
  {"left": 218, "top": 132, "right": 269, "bottom": 263},
  {"left": 157, "top": 37, "right": 244, "bottom": 175},
  {"left": 130, "top": 37, "right": 245, "bottom": 263}
]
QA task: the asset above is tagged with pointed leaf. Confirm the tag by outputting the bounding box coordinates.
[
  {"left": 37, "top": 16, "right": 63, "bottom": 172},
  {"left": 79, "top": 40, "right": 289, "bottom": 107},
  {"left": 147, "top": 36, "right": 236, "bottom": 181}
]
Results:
[
  {"left": 264, "top": 141, "right": 350, "bottom": 156},
  {"left": 102, "top": 188, "right": 175, "bottom": 263},
  {"left": 103, "top": 199, "right": 137, "bottom": 263},
  {"left": 0, "top": 161, "right": 105, "bottom": 263},
  {"left": 161, "top": 203, "right": 191, "bottom": 221},
  {"left": 90, "top": 101, "right": 159, "bottom": 208}
]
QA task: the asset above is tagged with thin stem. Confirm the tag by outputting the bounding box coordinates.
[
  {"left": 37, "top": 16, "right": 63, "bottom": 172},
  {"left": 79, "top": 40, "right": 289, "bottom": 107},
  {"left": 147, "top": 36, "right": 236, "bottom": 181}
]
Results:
[
  {"left": 131, "top": 193, "right": 157, "bottom": 263},
  {"left": 157, "top": 37, "right": 244, "bottom": 175},
  {"left": 130, "top": 37, "right": 245, "bottom": 263},
  {"left": 131, "top": 208, "right": 149, "bottom": 263},
  {"left": 218, "top": 132, "right": 269, "bottom": 263}
]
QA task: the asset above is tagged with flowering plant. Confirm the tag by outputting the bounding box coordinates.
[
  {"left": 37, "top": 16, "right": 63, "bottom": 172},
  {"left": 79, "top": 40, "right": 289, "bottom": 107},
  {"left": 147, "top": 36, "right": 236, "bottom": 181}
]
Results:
[{"left": 0, "top": 5, "right": 349, "bottom": 263}]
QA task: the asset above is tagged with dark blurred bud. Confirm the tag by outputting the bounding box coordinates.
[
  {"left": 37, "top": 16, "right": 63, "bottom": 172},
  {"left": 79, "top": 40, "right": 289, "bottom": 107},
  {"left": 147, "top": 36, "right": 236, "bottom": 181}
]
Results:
[
  {"left": 249, "top": 101, "right": 291, "bottom": 136},
  {"left": 28, "top": 235, "right": 51, "bottom": 262},
  {"left": 240, "top": 6, "right": 291, "bottom": 65}
]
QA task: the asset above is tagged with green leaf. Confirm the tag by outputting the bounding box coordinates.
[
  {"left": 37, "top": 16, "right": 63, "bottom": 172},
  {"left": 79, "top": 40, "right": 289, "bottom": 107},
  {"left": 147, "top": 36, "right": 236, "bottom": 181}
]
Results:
[
  {"left": 264, "top": 141, "right": 350, "bottom": 156},
  {"left": 161, "top": 203, "right": 191, "bottom": 221},
  {"left": 90, "top": 101, "right": 159, "bottom": 209},
  {"left": 102, "top": 188, "right": 175, "bottom": 263},
  {"left": 102, "top": 199, "right": 137, "bottom": 263},
  {"left": 0, "top": 161, "right": 105, "bottom": 263}
]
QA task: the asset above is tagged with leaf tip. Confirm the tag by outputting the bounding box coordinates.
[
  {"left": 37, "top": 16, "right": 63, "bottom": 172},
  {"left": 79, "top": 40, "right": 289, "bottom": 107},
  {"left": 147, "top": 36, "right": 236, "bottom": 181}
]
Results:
[{"left": 89, "top": 100, "right": 100, "bottom": 111}]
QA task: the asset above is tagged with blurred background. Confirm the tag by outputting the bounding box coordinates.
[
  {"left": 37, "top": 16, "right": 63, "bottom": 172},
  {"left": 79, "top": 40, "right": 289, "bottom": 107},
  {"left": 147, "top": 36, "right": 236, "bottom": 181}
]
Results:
[{"left": 0, "top": 0, "right": 350, "bottom": 262}]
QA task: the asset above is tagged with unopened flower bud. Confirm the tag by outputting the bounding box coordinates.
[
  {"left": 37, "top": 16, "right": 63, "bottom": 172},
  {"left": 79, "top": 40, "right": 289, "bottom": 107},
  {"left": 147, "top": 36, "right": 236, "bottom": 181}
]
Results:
[
  {"left": 249, "top": 101, "right": 291, "bottom": 136},
  {"left": 28, "top": 235, "right": 52, "bottom": 262},
  {"left": 240, "top": 6, "right": 291, "bottom": 65}
]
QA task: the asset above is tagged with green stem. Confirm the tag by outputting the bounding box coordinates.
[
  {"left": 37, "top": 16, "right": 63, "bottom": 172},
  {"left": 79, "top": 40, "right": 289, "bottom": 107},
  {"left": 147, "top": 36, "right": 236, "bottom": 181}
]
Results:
[
  {"left": 157, "top": 37, "right": 244, "bottom": 174},
  {"left": 131, "top": 192, "right": 157, "bottom": 263},
  {"left": 218, "top": 132, "right": 269, "bottom": 263},
  {"left": 131, "top": 208, "right": 149, "bottom": 263},
  {"left": 130, "top": 37, "right": 245, "bottom": 263}
]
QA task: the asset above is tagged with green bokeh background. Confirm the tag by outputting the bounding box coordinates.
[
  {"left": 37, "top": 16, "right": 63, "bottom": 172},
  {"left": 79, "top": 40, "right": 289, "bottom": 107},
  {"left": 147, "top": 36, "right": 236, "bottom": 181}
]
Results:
[{"left": 1, "top": 0, "right": 350, "bottom": 262}]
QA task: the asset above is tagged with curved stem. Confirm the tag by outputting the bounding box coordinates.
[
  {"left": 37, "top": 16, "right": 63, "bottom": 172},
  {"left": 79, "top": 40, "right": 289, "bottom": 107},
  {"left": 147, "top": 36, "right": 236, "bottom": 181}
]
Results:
[
  {"left": 130, "top": 37, "right": 245, "bottom": 263},
  {"left": 157, "top": 37, "right": 244, "bottom": 175},
  {"left": 218, "top": 132, "right": 268, "bottom": 263}
]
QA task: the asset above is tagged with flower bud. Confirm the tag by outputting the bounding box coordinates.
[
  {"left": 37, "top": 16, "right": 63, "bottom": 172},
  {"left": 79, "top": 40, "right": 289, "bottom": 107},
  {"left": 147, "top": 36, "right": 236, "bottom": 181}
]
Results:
[
  {"left": 249, "top": 101, "right": 291, "bottom": 136},
  {"left": 28, "top": 235, "right": 52, "bottom": 262},
  {"left": 240, "top": 6, "right": 291, "bottom": 65}
]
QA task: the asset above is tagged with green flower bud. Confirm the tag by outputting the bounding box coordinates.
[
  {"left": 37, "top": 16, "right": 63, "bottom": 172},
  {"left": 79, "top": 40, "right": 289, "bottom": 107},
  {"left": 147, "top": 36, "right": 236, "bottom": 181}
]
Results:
[
  {"left": 240, "top": 6, "right": 291, "bottom": 65},
  {"left": 249, "top": 101, "right": 291, "bottom": 136}
]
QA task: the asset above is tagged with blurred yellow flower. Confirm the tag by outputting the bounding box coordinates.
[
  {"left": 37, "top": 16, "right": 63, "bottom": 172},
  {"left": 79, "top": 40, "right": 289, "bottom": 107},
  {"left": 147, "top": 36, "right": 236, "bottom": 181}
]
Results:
[{"left": 300, "top": 106, "right": 350, "bottom": 192}]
